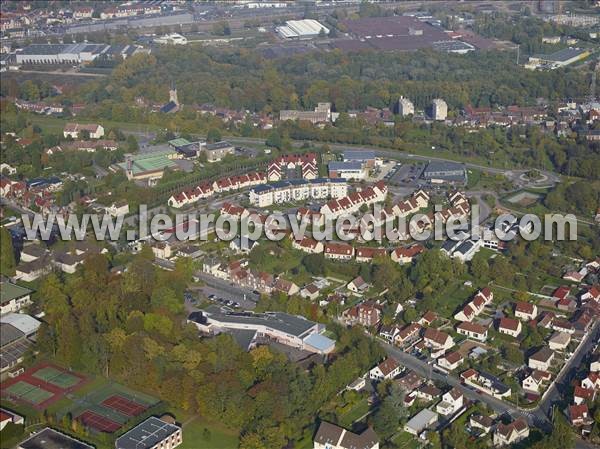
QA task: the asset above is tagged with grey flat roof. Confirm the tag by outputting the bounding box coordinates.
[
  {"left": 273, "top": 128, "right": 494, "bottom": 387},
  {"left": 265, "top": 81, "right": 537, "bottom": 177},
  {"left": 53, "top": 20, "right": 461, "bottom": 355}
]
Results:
[
  {"left": 115, "top": 417, "right": 179, "bottom": 449},
  {"left": 540, "top": 47, "right": 588, "bottom": 63},
  {"left": 405, "top": 408, "right": 437, "bottom": 431},
  {"left": 1, "top": 322, "right": 25, "bottom": 347},
  {"left": 202, "top": 305, "right": 317, "bottom": 338},
  {"left": 228, "top": 328, "right": 257, "bottom": 351},
  {"left": 1, "top": 282, "right": 33, "bottom": 304},
  {"left": 205, "top": 141, "right": 234, "bottom": 151},
  {"left": 18, "top": 428, "right": 93, "bottom": 449},
  {"left": 328, "top": 161, "right": 363, "bottom": 171},
  {"left": 423, "top": 161, "right": 465, "bottom": 174}
]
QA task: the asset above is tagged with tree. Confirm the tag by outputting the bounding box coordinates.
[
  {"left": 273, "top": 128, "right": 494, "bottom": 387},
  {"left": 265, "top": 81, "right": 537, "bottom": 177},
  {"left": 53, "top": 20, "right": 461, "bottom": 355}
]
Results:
[
  {"left": 266, "top": 129, "right": 282, "bottom": 149},
  {"left": 0, "top": 228, "right": 16, "bottom": 276},
  {"left": 303, "top": 254, "right": 325, "bottom": 275},
  {"left": 126, "top": 135, "right": 139, "bottom": 152},
  {"left": 206, "top": 128, "right": 222, "bottom": 143}
]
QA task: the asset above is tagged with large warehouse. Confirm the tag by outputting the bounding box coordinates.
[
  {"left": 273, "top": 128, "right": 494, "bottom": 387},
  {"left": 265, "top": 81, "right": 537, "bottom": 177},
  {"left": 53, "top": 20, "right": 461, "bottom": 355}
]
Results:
[
  {"left": 15, "top": 43, "right": 145, "bottom": 65},
  {"left": 276, "top": 19, "right": 329, "bottom": 39}
]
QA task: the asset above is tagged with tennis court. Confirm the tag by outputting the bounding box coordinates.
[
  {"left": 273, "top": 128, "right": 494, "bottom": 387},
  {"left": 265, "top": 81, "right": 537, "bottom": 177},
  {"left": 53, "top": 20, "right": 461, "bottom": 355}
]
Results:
[
  {"left": 32, "top": 366, "right": 81, "bottom": 389},
  {"left": 77, "top": 410, "right": 121, "bottom": 433},
  {"left": 4, "top": 381, "right": 54, "bottom": 405},
  {"left": 101, "top": 395, "right": 147, "bottom": 416}
]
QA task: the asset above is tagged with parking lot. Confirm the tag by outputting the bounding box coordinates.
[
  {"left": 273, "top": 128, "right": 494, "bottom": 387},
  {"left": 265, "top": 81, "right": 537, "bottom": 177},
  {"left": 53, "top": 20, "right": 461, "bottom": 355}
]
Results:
[
  {"left": 186, "top": 285, "right": 257, "bottom": 311},
  {"left": 388, "top": 163, "right": 425, "bottom": 186}
]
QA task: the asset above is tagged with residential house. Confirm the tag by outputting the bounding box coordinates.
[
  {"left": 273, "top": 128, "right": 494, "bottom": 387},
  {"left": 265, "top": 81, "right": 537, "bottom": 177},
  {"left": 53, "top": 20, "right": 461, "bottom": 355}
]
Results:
[
  {"left": 548, "top": 332, "right": 571, "bottom": 351},
  {"left": 396, "top": 323, "right": 422, "bottom": 347},
  {"left": 522, "top": 370, "right": 552, "bottom": 394},
  {"left": 436, "top": 388, "right": 464, "bottom": 416},
  {"left": 469, "top": 414, "right": 493, "bottom": 435},
  {"left": 415, "top": 384, "right": 442, "bottom": 402},
  {"left": 395, "top": 370, "right": 423, "bottom": 392},
  {"left": 423, "top": 328, "right": 454, "bottom": 351},
  {"left": 493, "top": 418, "right": 529, "bottom": 447},
  {"left": 454, "top": 288, "right": 493, "bottom": 322},
  {"left": 390, "top": 244, "right": 424, "bottom": 264},
  {"left": 568, "top": 404, "right": 593, "bottom": 428},
  {"left": 437, "top": 351, "right": 464, "bottom": 371},
  {"left": 292, "top": 237, "right": 324, "bottom": 254},
  {"left": 15, "top": 258, "right": 52, "bottom": 282},
  {"left": 19, "top": 243, "right": 48, "bottom": 263},
  {"left": 418, "top": 311, "right": 438, "bottom": 327},
  {"left": 456, "top": 321, "right": 488, "bottom": 342},
  {"left": 498, "top": 317, "right": 522, "bottom": 337},
  {"left": 313, "top": 421, "right": 379, "bottom": 449},
  {"left": 514, "top": 301, "right": 538, "bottom": 321},
  {"left": 574, "top": 386, "right": 596, "bottom": 405},
  {"left": 63, "top": 123, "right": 104, "bottom": 139},
  {"left": 528, "top": 347, "right": 555, "bottom": 371},
  {"left": 300, "top": 284, "right": 320, "bottom": 300},
  {"left": 369, "top": 357, "right": 401, "bottom": 381},
  {"left": 347, "top": 276, "right": 369, "bottom": 293},
  {"left": 581, "top": 373, "right": 600, "bottom": 391}
]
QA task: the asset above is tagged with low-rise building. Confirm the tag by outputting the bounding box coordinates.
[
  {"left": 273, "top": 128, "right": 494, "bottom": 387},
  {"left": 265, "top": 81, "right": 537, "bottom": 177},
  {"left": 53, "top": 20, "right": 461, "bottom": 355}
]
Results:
[
  {"left": 437, "top": 351, "right": 464, "bottom": 371},
  {"left": 456, "top": 321, "right": 488, "bottom": 342},
  {"left": 63, "top": 123, "right": 104, "bottom": 139},
  {"left": 115, "top": 416, "right": 182, "bottom": 449},
  {"left": 528, "top": 347, "right": 555, "bottom": 371},
  {"left": 369, "top": 357, "right": 401, "bottom": 381},
  {"left": 469, "top": 414, "right": 493, "bottom": 435},
  {"left": 0, "top": 282, "right": 33, "bottom": 315},
  {"left": 404, "top": 409, "right": 438, "bottom": 436},
  {"left": 313, "top": 421, "right": 379, "bottom": 449},
  {"left": 493, "top": 418, "right": 529, "bottom": 446},
  {"left": 17, "top": 428, "right": 94, "bottom": 449},
  {"left": 436, "top": 388, "right": 464, "bottom": 416},
  {"left": 514, "top": 301, "right": 538, "bottom": 321},
  {"left": 325, "top": 242, "right": 355, "bottom": 261},
  {"left": 522, "top": 369, "right": 551, "bottom": 394},
  {"left": 423, "top": 328, "right": 454, "bottom": 351},
  {"left": 498, "top": 317, "right": 522, "bottom": 338},
  {"left": 548, "top": 331, "right": 571, "bottom": 351}
]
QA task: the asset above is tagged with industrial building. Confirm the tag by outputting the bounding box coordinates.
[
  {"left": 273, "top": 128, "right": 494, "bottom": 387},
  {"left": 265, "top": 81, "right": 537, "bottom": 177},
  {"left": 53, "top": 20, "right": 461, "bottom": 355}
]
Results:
[
  {"left": 422, "top": 161, "right": 467, "bottom": 184},
  {"left": 114, "top": 150, "right": 182, "bottom": 185},
  {"left": 187, "top": 306, "right": 336, "bottom": 354},
  {"left": 328, "top": 161, "right": 367, "bottom": 180},
  {"left": 15, "top": 43, "right": 144, "bottom": 65},
  {"left": 276, "top": 19, "right": 329, "bottom": 39},
  {"left": 525, "top": 47, "right": 591, "bottom": 70}
]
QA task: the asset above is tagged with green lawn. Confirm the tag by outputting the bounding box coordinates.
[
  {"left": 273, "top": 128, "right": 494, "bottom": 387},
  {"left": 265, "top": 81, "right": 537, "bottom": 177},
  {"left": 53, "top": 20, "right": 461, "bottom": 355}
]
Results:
[
  {"left": 391, "top": 431, "right": 422, "bottom": 449},
  {"left": 179, "top": 416, "right": 239, "bottom": 449},
  {"left": 338, "top": 398, "right": 370, "bottom": 428},
  {"left": 27, "top": 115, "right": 160, "bottom": 135}
]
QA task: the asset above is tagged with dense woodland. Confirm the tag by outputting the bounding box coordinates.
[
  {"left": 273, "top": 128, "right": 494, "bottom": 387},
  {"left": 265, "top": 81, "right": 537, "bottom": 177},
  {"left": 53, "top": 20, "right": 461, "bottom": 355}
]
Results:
[{"left": 33, "top": 247, "right": 384, "bottom": 448}]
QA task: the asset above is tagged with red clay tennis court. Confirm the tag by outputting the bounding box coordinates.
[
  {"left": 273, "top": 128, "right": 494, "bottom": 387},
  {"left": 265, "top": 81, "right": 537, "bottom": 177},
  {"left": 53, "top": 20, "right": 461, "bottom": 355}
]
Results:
[
  {"left": 101, "top": 395, "right": 147, "bottom": 416},
  {"left": 77, "top": 410, "right": 121, "bottom": 433}
]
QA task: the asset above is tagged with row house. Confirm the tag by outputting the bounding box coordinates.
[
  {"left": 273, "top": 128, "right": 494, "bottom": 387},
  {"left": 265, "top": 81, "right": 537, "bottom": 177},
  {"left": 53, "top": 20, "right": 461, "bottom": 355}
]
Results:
[
  {"left": 220, "top": 202, "right": 249, "bottom": 221},
  {"left": 168, "top": 171, "right": 266, "bottom": 208},
  {"left": 320, "top": 181, "right": 387, "bottom": 219},
  {"left": 296, "top": 207, "right": 324, "bottom": 226},
  {"left": 355, "top": 246, "right": 386, "bottom": 263},
  {"left": 453, "top": 288, "right": 493, "bottom": 322},
  {"left": 292, "top": 237, "right": 324, "bottom": 254},
  {"left": 267, "top": 153, "right": 318, "bottom": 181},
  {"left": 324, "top": 242, "right": 354, "bottom": 261}
]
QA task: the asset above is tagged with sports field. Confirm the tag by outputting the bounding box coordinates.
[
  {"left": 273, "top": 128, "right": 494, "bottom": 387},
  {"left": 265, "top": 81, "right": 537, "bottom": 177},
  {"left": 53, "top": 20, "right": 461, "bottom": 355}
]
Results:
[
  {"left": 32, "top": 366, "right": 81, "bottom": 389},
  {"left": 69, "top": 382, "right": 159, "bottom": 433},
  {"left": 1, "top": 362, "right": 87, "bottom": 409}
]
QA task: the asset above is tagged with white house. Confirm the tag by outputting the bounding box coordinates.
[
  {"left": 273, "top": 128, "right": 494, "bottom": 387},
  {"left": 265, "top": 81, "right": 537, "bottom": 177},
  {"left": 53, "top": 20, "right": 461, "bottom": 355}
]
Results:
[
  {"left": 347, "top": 276, "right": 369, "bottom": 293},
  {"left": 369, "top": 358, "right": 401, "bottom": 381},
  {"left": 436, "top": 388, "right": 464, "bottom": 416},
  {"left": 522, "top": 370, "right": 551, "bottom": 394},
  {"left": 437, "top": 351, "right": 464, "bottom": 371},
  {"left": 325, "top": 242, "right": 354, "bottom": 261},
  {"left": 498, "top": 317, "right": 522, "bottom": 337},
  {"left": 63, "top": 123, "right": 104, "bottom": 139},
  {"left": 493, "top": 419, "right": 529, "bottom": 447},
  {"left": 514, "top": 301, "right": 538, "bottom": 321},
  {"left": 528, "top": 347, "right": 555, "bottom": 371},
  {"left": 106, "top": 201, "right": 129, "bottom": 217},
  {"left": 548, "top": 331, "right": 571, "bottom": 351},
  {"left": 423, "top": 328, "right": 454, "bottom": 351},
  {"left": 456, "top": 321, "right": 488, "bottom": 342}
]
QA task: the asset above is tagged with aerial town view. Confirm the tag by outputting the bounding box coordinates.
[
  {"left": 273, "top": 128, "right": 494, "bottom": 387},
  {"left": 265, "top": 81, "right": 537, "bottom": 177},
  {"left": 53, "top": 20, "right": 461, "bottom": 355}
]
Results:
[{"left": 0, "top": 1, "right": 599, "bottom": 449}]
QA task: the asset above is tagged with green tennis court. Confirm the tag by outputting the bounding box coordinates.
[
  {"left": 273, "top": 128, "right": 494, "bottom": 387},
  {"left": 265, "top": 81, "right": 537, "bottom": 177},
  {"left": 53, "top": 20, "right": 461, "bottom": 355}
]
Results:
[
  {"left": 5, "top": 381, "right": 54, "bottom": 404},
  {"left": 32, "top": 366, "right": 81, "bottom": 389}
]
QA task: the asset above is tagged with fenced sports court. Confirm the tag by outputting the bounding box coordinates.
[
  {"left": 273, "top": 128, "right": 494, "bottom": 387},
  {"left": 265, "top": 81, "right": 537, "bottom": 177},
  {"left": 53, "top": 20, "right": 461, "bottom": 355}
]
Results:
[
  {"left": 101, "top": 395, "right": 147, "bottom": 416},
  {"left": 32, "top": 366, "right": 82, "bottom": 389},
  {"left": 1, "top": 362, "right": 87, "bottom": 409},
  {"left": 3, "top": 381, "right": 54, "bottom": 405},
  {"left": 76, "top": 410, "right": 122, "bottom": 433}
]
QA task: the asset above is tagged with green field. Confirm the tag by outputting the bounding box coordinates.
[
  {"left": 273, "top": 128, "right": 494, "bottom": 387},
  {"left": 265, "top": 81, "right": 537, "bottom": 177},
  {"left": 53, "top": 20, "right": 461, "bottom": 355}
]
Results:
[
  {"left": 179, "top": 416, "right": 239, "bottom": 449},
  {"left": 26, "top": 115, "right": 159, "bottom": 135}
]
